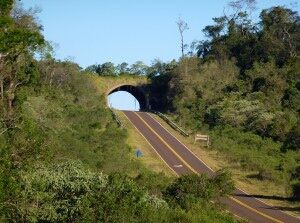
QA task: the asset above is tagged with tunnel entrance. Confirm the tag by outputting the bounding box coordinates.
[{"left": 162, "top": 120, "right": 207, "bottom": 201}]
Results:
[
  {"left": 107, "top": 85, "right": 148, "bottom": 111},
  {"left": 108, "top": 91, "right": 140, "bottom": 111}
]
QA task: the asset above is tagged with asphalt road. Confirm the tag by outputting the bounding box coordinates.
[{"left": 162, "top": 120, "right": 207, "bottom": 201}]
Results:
[{"left": 123, "top": 110, "right": 300, "bottom": 223}]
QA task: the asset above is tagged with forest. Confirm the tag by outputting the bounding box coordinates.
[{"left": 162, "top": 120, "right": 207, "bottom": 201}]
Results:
[
  {"left": 86, "top": 1, "right": 300, "bottom": 200},
  {"left": 0, "top": 0, "right": 299, "bottom": 222},
  {"left": 147, "top": 2, "right": 300, "bottom": 200}
]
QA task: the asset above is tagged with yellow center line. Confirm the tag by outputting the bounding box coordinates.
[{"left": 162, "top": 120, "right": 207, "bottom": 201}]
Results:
[
  {"left": 134, "top": 112, "right": 283, "bottom": 223},
  {"left": 230, "top": 197, "right": 283, "bottom": 223},
  {"left": 122, "top": 111, "right": 179, "bottom": 176},
  {"left": 133, "top": 112, "right": 199, "bottom": 174}
]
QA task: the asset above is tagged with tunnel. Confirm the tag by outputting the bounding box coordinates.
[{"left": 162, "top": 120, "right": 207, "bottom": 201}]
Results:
[{"left": 107, "top": 84, "right": 148, "bottom": 110}]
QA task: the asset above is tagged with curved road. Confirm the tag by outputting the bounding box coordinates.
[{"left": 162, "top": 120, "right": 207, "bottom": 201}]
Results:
[{"left": 123, "top": 111, "right": 300, "bottom": 223}]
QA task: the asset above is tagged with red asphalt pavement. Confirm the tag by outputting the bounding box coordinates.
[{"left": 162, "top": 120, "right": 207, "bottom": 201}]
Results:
[{"left": 123, "top": 110, "right": 300, "bottom": 223}]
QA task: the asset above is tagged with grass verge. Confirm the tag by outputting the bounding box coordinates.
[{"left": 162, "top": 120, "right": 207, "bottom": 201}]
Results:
[
  {"left": 150, "top": 113, "right": 300, "bottom": 218},
  {"left": 116, "top": 110, "right": 174, "bottom": 177}
]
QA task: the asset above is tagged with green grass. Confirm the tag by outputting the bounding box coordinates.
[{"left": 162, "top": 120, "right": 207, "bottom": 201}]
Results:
[
  {"left": 1, "top": 72, "right": 240, "bottom": 222},
  {"left": 11, "top": 73, "right": 140, "bottom": 174},
  {"left": 151, "top": 113, "right": 300, "bottom": 217},
  {"left": 116, "top": 110, "right": 174, "bottom": 176},
  {"left": 91, "top": 73, "right": 148, "bottom": 96}
]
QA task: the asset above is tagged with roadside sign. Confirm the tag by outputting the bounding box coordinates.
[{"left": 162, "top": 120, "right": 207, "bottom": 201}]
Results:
[{"left": 135, "top": 149, "right": 143, "bottom": 158}]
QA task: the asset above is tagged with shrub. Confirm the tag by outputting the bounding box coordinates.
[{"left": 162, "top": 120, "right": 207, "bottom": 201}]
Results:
[
  {"left": 163, "top": 172, "right": 234, "bottom": 209},
  {"left": 185, "top": 201, "right": 237, "bottom": 223},
  {"left": 134, "top": 170, "right": 171, "bottom": 197},
  {"left": 206, "top": 98, "right": 264, "bottom": 129},
  {"left": 210, "top": 126, "right": 282, "bottom": 176},
  {"left": 213, "top": 169, "right": 235, "bottom": 196},
  {"left": 292, "top": 182, "right": 300, "bottom": 200},
  {"left": 282, "top": 121, "right": 300, "bottom": 151},
  {"left": 256, "top": 168, "right": 274, "bottom": 181},
  {"left": 268, "top": 111, "right": 297, "bottom": 141},
  {"left": 8, "top": 161, "right": 107, "bottom": 222},
  {"left": 164, "top": 174, "right": 215, "bottom": 208},
  {"left": 6, "top": 162, "right": 176, "bottom": 223}
]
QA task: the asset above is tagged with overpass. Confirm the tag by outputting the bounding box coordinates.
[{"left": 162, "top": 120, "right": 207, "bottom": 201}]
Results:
[
  {"left": 97, "top": 75, "right": 300, "bottom": 222},
  {"left": 94, "top": 75, "right": 151, "bottom": 110},
  {"left": 107, "top": 84, "right": 149, "bottom": 110}
]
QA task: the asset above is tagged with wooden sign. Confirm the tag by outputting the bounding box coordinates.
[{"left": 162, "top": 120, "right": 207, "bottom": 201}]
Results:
[{"left": 194, "top": 134, "right": 210, "bottom": 147}]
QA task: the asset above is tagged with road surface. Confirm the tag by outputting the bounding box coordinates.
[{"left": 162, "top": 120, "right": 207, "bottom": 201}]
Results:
[{"left": 123, "top": 111, "right": 300, "bottom": 223}]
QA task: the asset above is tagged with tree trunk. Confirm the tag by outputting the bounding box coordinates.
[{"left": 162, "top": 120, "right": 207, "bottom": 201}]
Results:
[
  {"left": 0, "top": 78, "right": 3, "bottom": 100},
  {"left": 0, "top": 54, "right": 4, "bottom": 100},
  {"left": 7, "top": 79, "right": 15, "bottom": 119},
  {"left": 7, "top": 58, "right": 17, "bottom": 120},
  {"left": 181, "top": 33, "right": 184, "bottom": 58}
]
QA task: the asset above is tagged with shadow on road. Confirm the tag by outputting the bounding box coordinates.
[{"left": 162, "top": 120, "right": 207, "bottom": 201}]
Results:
[
  {"left": 264, "top": 206, "right": 300, "bottom": 212},
  {"left": 234, "top": 193, "right": 298, "bottom": 202},
  {"left": 234, "top": 193, "right": 300, "bottom": 212}
]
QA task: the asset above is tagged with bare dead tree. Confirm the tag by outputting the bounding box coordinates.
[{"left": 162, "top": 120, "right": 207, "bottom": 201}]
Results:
[
  {"left": 0, "top": 55, "right": 4, "bottom": 101},
  {"left": 228, "top": 0, "right": 256, "bottom": 17},
  {"left": 223, "top": 0, "right": 257, "bottom": 22},
  {"left": 176, "top": 17, "right": 189, "bottom": 58},
  {"left": 0, "top": 53, "right": 8, "bottom": 101},
  {"left": 228, "top": 0, "right": 256, "bottom": 12}
]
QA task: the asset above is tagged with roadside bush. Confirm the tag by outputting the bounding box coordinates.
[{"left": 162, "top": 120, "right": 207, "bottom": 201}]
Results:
[
  {"left": 163, "top": 172, "right": 234, "bottom": 209},
  {"left": 185, "top": 201, "right": 237, "bottom": 223},
  {"left": 7, "top": 161, "right": 107, "bottom": 222},
  {"left": 134, "top": 170, "right": 171, "bottom": 197},
  {"left": 292, "top": 182, "right": 300, "bottom": 200},
  {"left": 164, "top": 174, "right": 215, "bottom": 208},
  {"left": 6, "top": 162, "right": 174, "bottom": 223},
  {"left": 282, "top": 121, "right": 300, "bottom": 151},
  {"left": 5, "top": 161, "right": 237, "bottom": 223},
  {"left": 210, "top": 126, "right": 282, "bottom": 176},
  {"left": 213, "top": 169, "right": 235, "bottom": 196},
  {"left": 256, "top": 168, "right": 275, "bottom": 181}
]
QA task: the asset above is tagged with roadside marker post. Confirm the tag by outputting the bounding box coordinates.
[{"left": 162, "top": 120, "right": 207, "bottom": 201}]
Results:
[{"left": 135, "top": 149, "right": 143, "bottom": 158}]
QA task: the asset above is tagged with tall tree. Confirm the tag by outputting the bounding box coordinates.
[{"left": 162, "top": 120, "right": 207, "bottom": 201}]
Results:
[
  {"left": 227, "top": 0, "right": 256, "bottom": 17},
  {"left": 259, "top": 7, "right": 300, "bottom": 65},
  {"left": 176, "top": 17, "right": 189, "bottom": 58},
  {"left": 129, "top": 61, "right": 148, "bottom": 75},
  {"left": 99, "top": 62, "right": 116, "bottom": 76},
  {"left": 0, "top": 0, "right": 44, "bottom": 120},
  {"left": 116, "top": 62, "right": 129, "bottom": 74}
]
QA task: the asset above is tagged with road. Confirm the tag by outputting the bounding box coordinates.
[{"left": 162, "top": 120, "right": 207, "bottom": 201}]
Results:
[{"left": 123, "top": 111, "right": 300, "bottom": 223}]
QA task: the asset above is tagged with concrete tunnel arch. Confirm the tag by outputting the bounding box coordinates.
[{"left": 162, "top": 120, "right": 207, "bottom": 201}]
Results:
[{"left": 106, "top": 84, "right": 149, "bottom": 110}]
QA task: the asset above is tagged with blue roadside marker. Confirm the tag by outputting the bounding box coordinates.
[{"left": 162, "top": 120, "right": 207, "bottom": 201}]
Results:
[{"left": 135, "top": 149, "right": 143, "bottom": 158}]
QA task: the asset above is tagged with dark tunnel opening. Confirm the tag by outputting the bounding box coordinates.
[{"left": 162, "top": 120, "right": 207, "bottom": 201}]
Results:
[{"left": 107, "top": 85, "right": 148, "bottom": 111}]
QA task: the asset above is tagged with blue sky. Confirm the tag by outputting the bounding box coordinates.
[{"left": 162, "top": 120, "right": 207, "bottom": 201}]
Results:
[
  {"left": 23, "top": 0, "right": 298, "bottom": 68},
  {"left": 108, "top": 91, "right": 140, "bottom": 111},
  {"left": 22, "top": 0, "right": 299, "bottom": 110}
]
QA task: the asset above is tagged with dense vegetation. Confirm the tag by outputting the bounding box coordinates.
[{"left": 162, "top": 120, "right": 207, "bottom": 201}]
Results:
[
  {"left": 85, "top": 1, "right": 300, "bottom": 201},
  {"left": 1, "top": 0, "right": 299, "bottom": 221},
  {"left": 0, "top": 1, "right": 239, "bottom": 222},
  {"left": 147, "top": 3, "right": 300, "bottom": 199}
]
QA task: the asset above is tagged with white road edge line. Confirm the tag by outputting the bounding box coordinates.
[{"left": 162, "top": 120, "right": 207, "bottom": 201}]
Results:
[
  {"left": 146, "top": 112, "right": 214, "bottom": 172},
  {"left": 147, "top": 112, "right": 300, "bottom": 221},
  {"left": 122, "top": 111, "right": 179, "bottom": 177}
]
